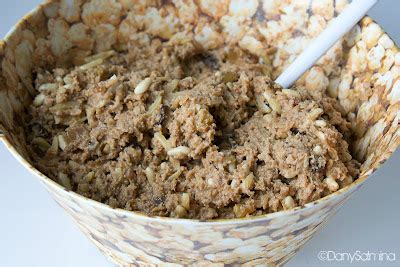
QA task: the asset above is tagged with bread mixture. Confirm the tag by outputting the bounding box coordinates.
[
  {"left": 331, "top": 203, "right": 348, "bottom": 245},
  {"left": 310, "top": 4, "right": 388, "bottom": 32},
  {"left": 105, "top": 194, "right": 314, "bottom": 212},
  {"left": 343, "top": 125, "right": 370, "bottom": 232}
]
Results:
[{"left": 25, "top": 39, "right": 360, "bottom": 219}]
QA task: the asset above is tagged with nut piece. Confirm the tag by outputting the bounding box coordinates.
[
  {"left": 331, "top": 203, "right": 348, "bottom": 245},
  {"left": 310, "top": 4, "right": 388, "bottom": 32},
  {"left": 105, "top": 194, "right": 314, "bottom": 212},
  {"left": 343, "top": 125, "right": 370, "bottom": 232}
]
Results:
[
  {"left": 233, "top": 204, "right": 243, "bottom": 218},
  {"left": 313, "top": 145, "right": 323, "bottom": 155},
  {"left": 263, "top": 92, "right": 282, "bottom": 114},
  {"left": 145, "top": 167, "right": 155, "bottom": 186},
  {"left": 317, "top": 131, "right": 326, "bottom": 141},
  {"left": 39, "top": 83, "right": 58, "bottom": 91},
  {"left": 147, "top": 95, "right": 162, "bottom": 114},
  {"left": 58, "top": 135, "right": 67, "bottom": 151},
  {"left": 168, "top": 169, "right": 183, "bottom": 183},
  {"left": 256, "top": 96, "right": 272, "bottom": 114},
  {"left": 324, "top": 177, "right": 339, "bottom": 192},
  {"left": 242, "top": 173, "right": 255, "bottom": 191},
  {"left": 308, "top": 108, "right": 324, "bottom": 121},
  {"left": 233, "top": 204, "right": 255, "bottom": 218},
  {"left": 339, "top": 176, "right": 354, "bottom": 187},
  {"left": 228, "top": 163, "right": 236, "bottom": 173},
  {"left": 80, "top": 58, "right": 103, "bottom": 70},
  {"left": 102, "top": 144, "right": 111, "bottom": 154},
  {"left": 63, "top": 76, "right": 74, "bottom": 85},
  {"left": 282, "top": 196, "right": 296, "bottom": 210},
  {"left": 154, "top": 132, "right": 172, "bottom": 151},
  {"left": 282, "top": 89, "right": 300, "bottom": 98},
  {"left": 165, "top": 79, "right": 179, "bottom": 93},
  {"left": 33, "top": 94, "right": 46, "bottom": 107},
  {"left": 263, "top": 92, "right": 281, "bottom": 114},
  {"left": 167, "top": 146, "right": 191, "bottom": 157},
  {"left": 181, "top": 193, "right": 190, "bottom": 210},
  {"left": 85, "top": 171, "right": 95, "bottom": 183},
  {"left": 46, "top": 136, "right": 59, "bottom": 157},
  {"left": 84, "top": 50, "right": 115, "bottom": 63},
  {"left": 315, "top": 119, "right": 327, "bottom": 127},
  {"left": 221, "top": 71, "right": 239, "bottom": 83},
  {"left": 58, "top": 173, "right": 72, "bottom": 190},
  {"left": 105, "top": 74, "right": 118, "bottom": 87},
  {"left": 32, "top": 137, "right": 51, "bottom": 154},
  {"left": 230, "top": 179, "right": 239, "bottom": 188},
  {"left": 175, "top": 205, "right": 188, "bottom": 218},
  {"left": 134, "top": 77, "right": 153, "bottom": 95}
]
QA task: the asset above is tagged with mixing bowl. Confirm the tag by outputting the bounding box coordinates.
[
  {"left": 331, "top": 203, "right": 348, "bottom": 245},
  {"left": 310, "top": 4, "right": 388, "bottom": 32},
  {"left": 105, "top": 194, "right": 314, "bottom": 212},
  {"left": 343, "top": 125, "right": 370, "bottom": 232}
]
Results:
[{"left": 0, "top": 0, "right": 399, "bottom": 265}]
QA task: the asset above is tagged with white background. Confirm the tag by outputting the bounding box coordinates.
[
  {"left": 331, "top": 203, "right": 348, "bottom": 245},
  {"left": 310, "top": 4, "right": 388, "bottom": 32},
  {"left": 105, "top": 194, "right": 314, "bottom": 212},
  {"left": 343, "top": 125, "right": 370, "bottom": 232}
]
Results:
[{"left": 0, "top": 1, "right": 399, "bottom": 266}]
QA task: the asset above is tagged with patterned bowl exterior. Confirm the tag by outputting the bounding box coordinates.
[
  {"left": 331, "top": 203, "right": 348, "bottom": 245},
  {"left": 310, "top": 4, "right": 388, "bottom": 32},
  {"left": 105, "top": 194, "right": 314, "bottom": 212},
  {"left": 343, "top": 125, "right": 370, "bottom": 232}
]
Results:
[{"left": 0, "top": 0, "right": 399, "bottom": 266}]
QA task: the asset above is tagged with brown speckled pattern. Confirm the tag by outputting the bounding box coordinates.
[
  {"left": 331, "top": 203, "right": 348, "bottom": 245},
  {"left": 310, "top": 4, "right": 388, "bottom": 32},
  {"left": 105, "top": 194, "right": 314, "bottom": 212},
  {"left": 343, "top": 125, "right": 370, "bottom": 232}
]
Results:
[{"left": 0, "top": 0, "right": 399, "bottom": 265}]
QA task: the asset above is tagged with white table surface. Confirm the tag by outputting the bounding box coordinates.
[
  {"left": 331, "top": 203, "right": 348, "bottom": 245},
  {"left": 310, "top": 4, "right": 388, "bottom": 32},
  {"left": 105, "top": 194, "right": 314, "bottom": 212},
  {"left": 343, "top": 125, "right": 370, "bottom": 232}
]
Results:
[{"left": 0, "top": 1, "right": 399, "bottom": 266}]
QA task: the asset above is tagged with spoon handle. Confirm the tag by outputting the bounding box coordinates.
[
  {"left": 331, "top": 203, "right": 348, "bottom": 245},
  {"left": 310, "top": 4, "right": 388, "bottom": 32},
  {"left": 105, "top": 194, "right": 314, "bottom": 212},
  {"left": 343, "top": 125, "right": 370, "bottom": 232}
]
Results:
[{"left": 275, "top": 0, "right": 378, "bottom": 89}]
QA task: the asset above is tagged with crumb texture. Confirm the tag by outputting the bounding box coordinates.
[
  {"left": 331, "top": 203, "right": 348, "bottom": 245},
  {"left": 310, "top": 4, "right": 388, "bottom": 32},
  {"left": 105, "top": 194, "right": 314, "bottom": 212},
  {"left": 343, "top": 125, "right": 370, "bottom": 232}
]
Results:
[{"left": 26, "top": 41, "right": 359, "bottom": 219}]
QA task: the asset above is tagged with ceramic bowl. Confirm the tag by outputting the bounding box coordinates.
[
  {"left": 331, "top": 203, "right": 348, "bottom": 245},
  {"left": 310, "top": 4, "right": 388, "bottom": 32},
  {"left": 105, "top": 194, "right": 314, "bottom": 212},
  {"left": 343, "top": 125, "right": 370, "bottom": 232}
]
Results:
[{"left": 0, "top": 0, "right": 399, "bottom": 265}]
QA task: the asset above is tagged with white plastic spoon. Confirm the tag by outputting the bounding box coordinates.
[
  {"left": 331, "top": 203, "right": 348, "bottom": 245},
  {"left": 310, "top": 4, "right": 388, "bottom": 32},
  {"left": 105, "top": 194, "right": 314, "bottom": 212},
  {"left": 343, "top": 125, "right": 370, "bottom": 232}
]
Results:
[{"left": 275, "top": 0, "right": 378, "bottom": 88}]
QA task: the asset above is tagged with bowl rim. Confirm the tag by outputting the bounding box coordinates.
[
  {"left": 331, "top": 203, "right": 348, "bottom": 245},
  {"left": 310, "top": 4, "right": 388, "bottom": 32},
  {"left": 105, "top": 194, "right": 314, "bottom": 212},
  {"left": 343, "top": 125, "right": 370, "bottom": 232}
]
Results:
[{"left": 0, "top": 0, "right": 397, "bottom": 225}]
